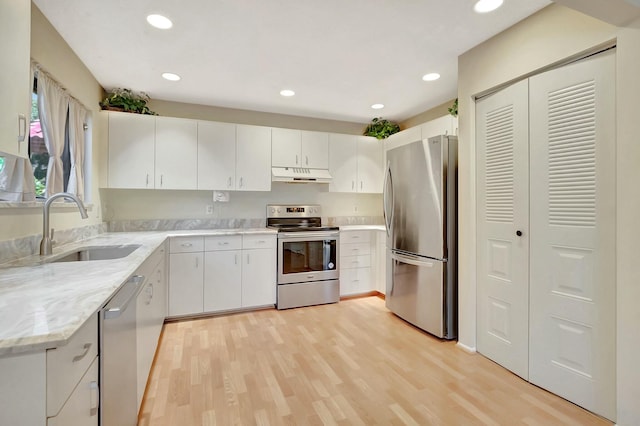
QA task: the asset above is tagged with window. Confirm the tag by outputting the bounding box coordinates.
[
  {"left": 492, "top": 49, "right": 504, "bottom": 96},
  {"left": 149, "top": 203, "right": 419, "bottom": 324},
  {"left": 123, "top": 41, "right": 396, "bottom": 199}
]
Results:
[{"left": 28, "top": 68, "right": 89, "bottom": 201}]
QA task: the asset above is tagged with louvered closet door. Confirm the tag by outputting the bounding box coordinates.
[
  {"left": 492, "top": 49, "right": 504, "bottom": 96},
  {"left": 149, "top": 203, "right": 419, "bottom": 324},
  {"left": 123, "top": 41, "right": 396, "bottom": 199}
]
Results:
[
  {"left": 476, "top": 79, "right": 530, "bottom": 379},
  {"left": 529, "top": 50, "right": 616, "bottom": 420}
]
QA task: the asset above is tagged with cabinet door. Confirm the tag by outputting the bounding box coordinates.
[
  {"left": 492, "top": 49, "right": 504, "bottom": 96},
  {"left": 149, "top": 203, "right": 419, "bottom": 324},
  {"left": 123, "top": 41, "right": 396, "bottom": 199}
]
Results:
[
  {"left": 0, "top": 0, "right": 30, "bottom": 158},
  {"left": 357, "top": 136, "right": 383, "bottom": 193},
  {"left": 107, "top": 112, "right": 155, "bottom": 188},
  {"left": 204, "top": 250, "right": 242, "bottom": 312},
  {"left": 241, "top": 249, "right": 276, "bottom": 307},
  {"left": 301, "top": 131, "right": 329, "bottom": 169},
  {"left": 155, "top": 116, "right": 198, "bottom": 189},
  {"left": 168, "top": 252, "right": 204, "bottom": 316},
  {"left": 328, "top": 133, "right": 357, "bottom": 192},
  {"left": 236, "top": 124, "right": 271, "bottom": 191},
  {"left": 47, "top": 357, "right": 99, "bottom": 426},
  {"left": 271, "top": 128, "right": 301, "bottom": 167},
  {"left": 340, "top": 267, "right": 372, "bottom": 296},
  {"left": 197, "top": 121, "right": 236, "bottom": 190}
]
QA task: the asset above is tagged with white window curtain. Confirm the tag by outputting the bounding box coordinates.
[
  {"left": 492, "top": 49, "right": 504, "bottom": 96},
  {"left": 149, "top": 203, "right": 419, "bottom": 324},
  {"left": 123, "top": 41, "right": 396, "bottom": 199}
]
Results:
[
  {"left": 68, "top": 99, "right": 87, "bottom": 200},
  {"left": 36, "top": 70, "right": 70, "bottom": 197}
]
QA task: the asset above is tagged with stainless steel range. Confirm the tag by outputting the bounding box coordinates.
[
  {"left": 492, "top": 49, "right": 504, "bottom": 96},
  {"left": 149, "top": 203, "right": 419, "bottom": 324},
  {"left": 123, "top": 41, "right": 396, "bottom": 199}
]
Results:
[{"left": 267, "top": 204, "right": 340, "bottom": 309}]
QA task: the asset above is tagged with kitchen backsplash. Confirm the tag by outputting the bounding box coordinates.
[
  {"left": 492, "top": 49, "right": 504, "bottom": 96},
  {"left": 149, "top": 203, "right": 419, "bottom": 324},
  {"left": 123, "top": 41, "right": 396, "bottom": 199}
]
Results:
[{"left": 0, "top": 223, "right": 107, "bottom": 264}]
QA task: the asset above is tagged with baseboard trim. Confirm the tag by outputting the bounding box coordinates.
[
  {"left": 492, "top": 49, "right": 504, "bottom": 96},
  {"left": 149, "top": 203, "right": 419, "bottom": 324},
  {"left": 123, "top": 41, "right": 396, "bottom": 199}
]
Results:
[
  {"left": 456, "top": 342, "right": 477, "bottom": 353},
  {"left": 340, "top": 290, "right": 380, "bottom": 301}
]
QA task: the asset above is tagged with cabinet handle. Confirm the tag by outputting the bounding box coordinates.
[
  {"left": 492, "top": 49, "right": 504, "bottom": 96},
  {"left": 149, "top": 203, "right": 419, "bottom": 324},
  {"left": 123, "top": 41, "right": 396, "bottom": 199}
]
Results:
[
  {"left": 247, "top": 253, "right": 250, "bottom": 264},
  {"left": 352, "top": 181, "right": 355, "bottom": 190},
  {"left": 296, "top": 154, "right": 299, "bottom": 165},
  {"left": 306, "top": 155, "right": 309, "bottom": 166},
  {"left": 195, "top": 257, "right": 199, "bottom": 268},
  {"left": 146, "top": 174, "right": 149, "bottom": 186},
  {"left": 257, "top": 240, "right": 265, "bottom": 244},
  {"left": 181, "top": 243, "right": 193, "bottom": 247},
  {"left": 146, "top": 283, "right": 153, "bottom": 305},
  {"left": 18, "top": 114, "right": 26, "bottom": 142},
  {"left": 72, "top": 343, "right": 92, "bottom": 362},
  {"left": 228, "top": 177, "right": 232, "bottom": 188},
  {"left": 235, "top": 254, "right": 238, "bottom": 265},
  {"left": 161, "top": 174, "right": 164, "bottom": 186},
  {"left": 89, "top": 381, "right": 99, "bottom": 416},
  {"left": 360, "top": 181, "right": 363, "bottom": 190},
  {"left": 219, "top": 241, "right": 229, "bottom": 245},
  {"left": 352, "top": 235, "right": 360, "bottom": 239},
  {"left": 239, "top": 177, "right": 244, "bottom": 188}
]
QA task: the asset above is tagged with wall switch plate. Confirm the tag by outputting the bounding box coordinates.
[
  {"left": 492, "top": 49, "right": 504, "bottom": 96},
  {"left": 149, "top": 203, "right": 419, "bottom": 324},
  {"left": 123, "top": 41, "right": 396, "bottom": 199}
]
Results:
[{"left": 205, "top": 205, "right": 214, "bottom": 214}]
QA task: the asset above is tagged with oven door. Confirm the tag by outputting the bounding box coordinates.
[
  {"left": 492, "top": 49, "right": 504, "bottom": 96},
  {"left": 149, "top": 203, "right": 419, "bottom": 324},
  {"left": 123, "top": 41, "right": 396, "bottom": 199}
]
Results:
[{"left": 277, "top": 231, "right": 339, "bottom": 284}]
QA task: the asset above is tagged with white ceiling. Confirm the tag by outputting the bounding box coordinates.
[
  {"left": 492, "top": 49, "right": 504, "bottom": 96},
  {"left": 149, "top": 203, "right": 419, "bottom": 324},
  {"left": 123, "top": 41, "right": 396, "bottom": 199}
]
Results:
[{"left": 34, "top": 0, "right": 550, "bottom": 123}]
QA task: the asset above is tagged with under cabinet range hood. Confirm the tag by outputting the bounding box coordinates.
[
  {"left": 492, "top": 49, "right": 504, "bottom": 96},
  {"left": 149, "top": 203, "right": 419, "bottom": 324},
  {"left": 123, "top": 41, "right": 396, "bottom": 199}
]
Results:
[{"left": 271, "top": 167, "right": 332, "bottom": 183}]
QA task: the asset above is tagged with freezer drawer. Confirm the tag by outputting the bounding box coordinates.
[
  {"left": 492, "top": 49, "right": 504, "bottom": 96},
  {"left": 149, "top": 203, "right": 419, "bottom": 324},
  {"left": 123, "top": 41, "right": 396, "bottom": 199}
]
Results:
[{"left": 386, "top": 250, "right": 455, "bottom": 339}]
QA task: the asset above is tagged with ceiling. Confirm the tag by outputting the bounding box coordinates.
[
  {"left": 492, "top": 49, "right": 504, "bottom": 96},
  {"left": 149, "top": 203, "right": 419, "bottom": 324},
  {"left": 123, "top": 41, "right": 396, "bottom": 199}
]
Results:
[{"left": 34, "top": 0, "right": 551, "bottom": 123}]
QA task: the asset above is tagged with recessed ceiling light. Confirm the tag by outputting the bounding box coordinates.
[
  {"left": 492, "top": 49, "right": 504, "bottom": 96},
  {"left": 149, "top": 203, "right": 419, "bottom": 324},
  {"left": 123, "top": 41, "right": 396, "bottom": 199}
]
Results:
[
  {"left": 371, "top": 104, "right": 384, "bottom": 109},
  {"left": 147, "top": 14, "right": 173, "bottom": 29},
  {"left": 474, "top": 0, "right": 504, "bottom": 13},
  {"left": 280, "top": 89, "right": 295, "bottom": 97},
  {"left": 422, "top": 73, "right": 441, "bottom": 81},
  {"left": 162, "top": 72, "right": 181, "bottom": 81}
]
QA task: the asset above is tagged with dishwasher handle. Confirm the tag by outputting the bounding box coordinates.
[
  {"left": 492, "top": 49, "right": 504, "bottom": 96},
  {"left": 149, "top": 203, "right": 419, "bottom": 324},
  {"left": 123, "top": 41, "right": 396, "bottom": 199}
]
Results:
[{"left": 103, "top": 275, "right": 144, "bottom": 320}]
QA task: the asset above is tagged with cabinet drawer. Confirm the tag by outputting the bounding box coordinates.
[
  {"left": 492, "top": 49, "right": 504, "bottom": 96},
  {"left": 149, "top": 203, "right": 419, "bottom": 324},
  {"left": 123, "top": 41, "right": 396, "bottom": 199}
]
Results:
[
  {"left": 340, "top": 267, "right": 373, "bottom": 296},
  {"left": 138, "top": 243, "right": 166, "bottom": 276},
  {"left": 47, "top": 314, "right": 98, "bottom": 416},
  {"left": 47, "top": 356, "right": 99, "bottom": 426},
  {"left": 243, "top": 234, "right": 276, "bottom": 249},
  {"left": 340, "top": 254, "right": 371, "bottom": 269},
  {"left": 340, "top": 242, "right": 370, "bottom": 256},
  {"left": 340, "top": 230, "right": 371, "bottom": 244},
  {"left": 170, "top": 236, "right": 204, "bottom": 253},
  {"left": 205, "top": 235, "right": 242, "bottom": 251}
]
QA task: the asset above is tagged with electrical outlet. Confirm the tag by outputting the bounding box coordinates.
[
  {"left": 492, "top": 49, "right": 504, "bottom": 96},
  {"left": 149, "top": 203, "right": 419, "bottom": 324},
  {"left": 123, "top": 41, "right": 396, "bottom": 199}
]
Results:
[{"left": 205, "top": 205, "right": 214, "bottom": 215}]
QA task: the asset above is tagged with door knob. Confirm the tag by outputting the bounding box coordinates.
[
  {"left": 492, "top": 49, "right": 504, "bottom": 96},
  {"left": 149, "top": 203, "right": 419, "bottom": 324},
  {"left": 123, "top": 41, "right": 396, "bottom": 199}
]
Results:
[{"left": 516, "top": 230, "right": 523, "bottom": 237}]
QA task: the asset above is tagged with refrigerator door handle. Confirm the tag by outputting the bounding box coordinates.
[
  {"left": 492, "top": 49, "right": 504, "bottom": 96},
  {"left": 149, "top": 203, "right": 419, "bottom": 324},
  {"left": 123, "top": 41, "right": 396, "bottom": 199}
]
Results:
[
  {"left": 391, "top": 251, "right": 436, "bottom": 268},
  {"left": 383, "top": 162, "right": 394, "bottom": 236}
]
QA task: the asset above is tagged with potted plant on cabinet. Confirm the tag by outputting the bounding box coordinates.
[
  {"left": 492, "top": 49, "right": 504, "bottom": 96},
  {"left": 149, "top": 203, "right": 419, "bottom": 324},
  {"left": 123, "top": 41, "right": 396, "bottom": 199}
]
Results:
[
  {"left": 363, "top": 117, "right": 400, "bottom": 140},
  {"left": 99, "top": 88, "right": 158, "bottom": 115}
]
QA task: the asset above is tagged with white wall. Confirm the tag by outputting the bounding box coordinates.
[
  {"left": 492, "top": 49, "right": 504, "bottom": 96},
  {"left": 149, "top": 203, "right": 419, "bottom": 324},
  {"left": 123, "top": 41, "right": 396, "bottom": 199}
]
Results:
[
  {"left": 457, "top": 4, "right": 640, "bottom": 424},
  {"left": 102, "top": 185, "right": 382, "bottom": 222}
]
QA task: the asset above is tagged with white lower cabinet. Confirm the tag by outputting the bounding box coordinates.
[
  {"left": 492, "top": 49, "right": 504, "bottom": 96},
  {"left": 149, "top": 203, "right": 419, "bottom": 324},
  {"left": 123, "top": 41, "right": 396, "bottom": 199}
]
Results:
[
  {"left": 204, "top": 250, "right": 242, "bottom": 311},
  {"left": 169, "top": 233, "right": 276, "bottom": 317},
  {"left": 47, "top": 358, "right": 99, "bottom": 426},
  {"left": 136, "top": 243, "right": 167, "bottom": 410},
  {"left": 340, "top": 230, "right": 375, "bottom": 296}
]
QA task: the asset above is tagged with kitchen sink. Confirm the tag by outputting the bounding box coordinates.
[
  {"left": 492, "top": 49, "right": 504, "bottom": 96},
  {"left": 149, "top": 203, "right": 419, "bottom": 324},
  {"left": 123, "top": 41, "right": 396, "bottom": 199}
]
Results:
[{"left": 49, "top": 245, "right": 141, "bottom": 263}]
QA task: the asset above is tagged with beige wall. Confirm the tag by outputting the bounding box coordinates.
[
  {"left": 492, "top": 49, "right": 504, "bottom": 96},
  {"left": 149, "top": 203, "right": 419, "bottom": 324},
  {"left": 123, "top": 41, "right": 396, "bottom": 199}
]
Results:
[
  {"left": 0, "top": 5, "right": 106, "bottom": 241},
  {"left": 457, "top": 4, "right": 639, "bottom": 423},
  {"left": 400, "top": 99, "right": 455, "bottom": 130}
]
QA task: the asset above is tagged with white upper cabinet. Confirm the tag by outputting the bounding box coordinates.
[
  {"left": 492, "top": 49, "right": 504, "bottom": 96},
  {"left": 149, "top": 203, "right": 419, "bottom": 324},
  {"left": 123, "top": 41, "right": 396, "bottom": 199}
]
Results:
[
  {"left": 328, "top": 133, "right": 358, "bottom": 192},
  {"left": 272, "top": 128, "right": 329, "bottom": 169},
  {"left": 329, "top": 134, "right": 382, "bottom": 193},
  {"left": 197, "top": 121, "right": 236, "bottom": 190},
  {"left": 356, "top": 136, "right": 383, "bottom": 193},
  {"left": 236, "top": 124, "right": 271, "bottom": 191},
  {"left": 271, "top": 128, "right": 301, "bottom": 167},
  {"left": 0, "top": 0, "right": 30, "bottom": 158},
  {"left": 108, "top": 112, "right": 155, "bottom": 189},
  {"left": 155, "top": 116, "right": 197, "bottom": 189},
  {"left": 301, "top": 130, "right": 329, "bottom": 169}
]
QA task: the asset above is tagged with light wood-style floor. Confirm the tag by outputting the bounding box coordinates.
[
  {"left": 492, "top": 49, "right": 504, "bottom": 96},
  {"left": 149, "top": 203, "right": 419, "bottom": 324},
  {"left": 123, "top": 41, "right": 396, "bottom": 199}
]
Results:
[{"left": 139, "top": 296, "right": 611, "bottom": 425}]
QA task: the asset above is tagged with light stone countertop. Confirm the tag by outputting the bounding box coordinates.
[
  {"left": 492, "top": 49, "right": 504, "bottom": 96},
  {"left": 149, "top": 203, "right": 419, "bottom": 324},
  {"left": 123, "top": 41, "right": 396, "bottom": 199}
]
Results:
[
  {"left": 338, "top": 225, "right": 386, "bottom": 231},
  {"left": 0, "top": 228, "right": 276, "bottom": 356}
]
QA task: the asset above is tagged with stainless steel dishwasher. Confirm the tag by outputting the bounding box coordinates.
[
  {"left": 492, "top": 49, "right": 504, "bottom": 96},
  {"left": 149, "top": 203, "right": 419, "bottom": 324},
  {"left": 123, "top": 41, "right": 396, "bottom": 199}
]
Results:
[{"left": 100, "top": 274, "right": 144, "bottom": 426}]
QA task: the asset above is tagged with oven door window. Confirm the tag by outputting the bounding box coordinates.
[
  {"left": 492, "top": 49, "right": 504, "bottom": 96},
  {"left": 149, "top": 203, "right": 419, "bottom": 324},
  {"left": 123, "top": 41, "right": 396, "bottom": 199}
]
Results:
[{"left": 282, "top": 239, "right": 336, "bottom": 274}]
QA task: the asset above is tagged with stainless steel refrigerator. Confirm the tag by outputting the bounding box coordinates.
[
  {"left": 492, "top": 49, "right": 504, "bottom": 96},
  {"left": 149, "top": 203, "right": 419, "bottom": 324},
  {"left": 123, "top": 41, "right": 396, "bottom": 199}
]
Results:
[{"left": 383, "top": 135, "right": 457, "bottom": 339}]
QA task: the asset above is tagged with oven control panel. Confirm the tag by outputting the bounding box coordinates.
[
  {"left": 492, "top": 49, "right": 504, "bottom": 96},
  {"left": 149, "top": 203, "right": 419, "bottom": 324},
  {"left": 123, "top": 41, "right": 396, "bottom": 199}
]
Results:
[{"left": 267, "top": 204, "right": 321, "bottom": 218}]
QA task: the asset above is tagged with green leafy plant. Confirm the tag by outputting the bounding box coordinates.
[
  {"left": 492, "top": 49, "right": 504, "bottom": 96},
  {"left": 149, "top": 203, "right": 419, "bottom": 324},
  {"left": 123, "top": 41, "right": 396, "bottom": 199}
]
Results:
[
  {"left": 99, "top": 88, "right": 157, "bottom": 115},
  {"left": 363, "top": 117, "right": 400, "bottom": 140},
  {"left": 448, "top": 98, "right": 458, "bottom": 117}
]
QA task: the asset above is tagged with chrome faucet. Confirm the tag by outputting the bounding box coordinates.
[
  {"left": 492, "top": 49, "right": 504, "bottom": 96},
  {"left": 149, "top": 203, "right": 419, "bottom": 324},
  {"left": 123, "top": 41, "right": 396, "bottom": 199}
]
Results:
[{"left": 40, "top": 192, "right": 89, "bottom": 256}]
